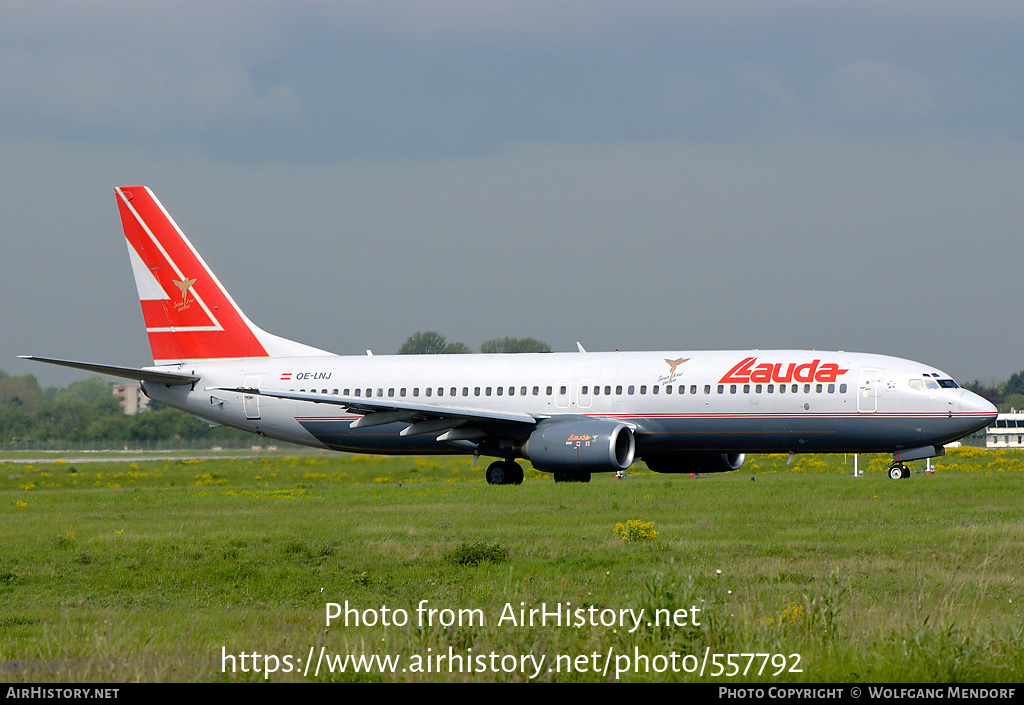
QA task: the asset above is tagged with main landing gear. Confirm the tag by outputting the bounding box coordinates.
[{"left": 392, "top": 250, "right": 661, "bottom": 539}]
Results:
[
  {"left": 486, "top": 460, "right": 524, "bottom": 485},
  {"left": 888, "top": 462, "right": 910, "bottom": 480}
]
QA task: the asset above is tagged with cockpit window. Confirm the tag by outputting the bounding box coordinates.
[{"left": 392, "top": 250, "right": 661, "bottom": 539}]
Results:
[
  {"left": 909, "top": 379, "right": 924, "bottom": 391},
  {"left": 924, "top": 379, "right": 940, "bottom": 390},
  {"left": 938, "top": 379, "right": 959, "bottom": 388}
]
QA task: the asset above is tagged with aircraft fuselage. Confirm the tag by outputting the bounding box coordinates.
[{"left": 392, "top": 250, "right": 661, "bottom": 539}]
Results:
[{"left": 146, "top": 349, "right": 994, "bottom": 461}]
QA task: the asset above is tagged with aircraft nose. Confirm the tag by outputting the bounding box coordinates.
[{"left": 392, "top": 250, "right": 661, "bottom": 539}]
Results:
[{"left": 960, "top": 389, "right": 998, "bottom": 423}]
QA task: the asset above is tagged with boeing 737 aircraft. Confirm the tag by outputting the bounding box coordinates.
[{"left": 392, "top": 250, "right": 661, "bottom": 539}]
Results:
[{"left": 23, "top": 187, "right": 997, "bottom": 484}]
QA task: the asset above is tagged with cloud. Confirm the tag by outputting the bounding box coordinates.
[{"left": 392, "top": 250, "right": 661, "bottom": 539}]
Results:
[
  {"left": 824, "top": 59, "right": 934, "bottom": 128},
  {"left": 0, "top": 2, "right": 299, "bottom": 141},
  {"left": 1, "top": 0, "right": 1022, "bottom": 162}
]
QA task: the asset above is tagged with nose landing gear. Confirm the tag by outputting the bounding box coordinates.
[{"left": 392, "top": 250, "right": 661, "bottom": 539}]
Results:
[{"left": 888, "top": 463, "right": 910, "bottom": 479}]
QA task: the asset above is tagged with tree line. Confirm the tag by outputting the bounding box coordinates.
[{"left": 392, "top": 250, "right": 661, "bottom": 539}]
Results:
[
  {"left": 0, "top": 371, "right": 252, "bottom": 446},
  {"left": 398, "top": 332, "right": 552, "bottom": 355}
]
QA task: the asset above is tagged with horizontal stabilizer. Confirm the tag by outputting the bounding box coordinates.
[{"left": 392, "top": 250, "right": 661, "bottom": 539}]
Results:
[{"left": 19, "top": 356, "right": 199, "bottom": 386}]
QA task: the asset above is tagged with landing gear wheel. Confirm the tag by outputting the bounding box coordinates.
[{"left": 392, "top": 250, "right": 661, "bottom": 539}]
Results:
[
  {"left": 486, "top": 461, "right": 507, "bottom": 485},
  {"left": 888, "top": 463, "right": 910, "bottom": 480},
  {"left": 486, "top": 461, "right": 524, "bottom": 485}
]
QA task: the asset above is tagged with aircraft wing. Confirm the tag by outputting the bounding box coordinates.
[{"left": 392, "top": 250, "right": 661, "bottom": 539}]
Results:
[
  {"left": 20, "top": 356, "right": 200, "bottom": 386},
  {"left": 213, "top": 386, "right": 544, "bottom": 440}
]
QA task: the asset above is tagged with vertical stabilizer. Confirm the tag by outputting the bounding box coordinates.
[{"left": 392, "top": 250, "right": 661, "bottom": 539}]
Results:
[{"left": 116, "top": 186, "right": 332, "bottom": 365}]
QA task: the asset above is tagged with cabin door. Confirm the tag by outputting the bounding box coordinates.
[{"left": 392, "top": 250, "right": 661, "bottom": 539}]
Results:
[
  {"left": 243, "top": 376, "right": 261, "bottom": 420},
  {"left": 857, "top": 369, "right": 878, "bottom": 413}
]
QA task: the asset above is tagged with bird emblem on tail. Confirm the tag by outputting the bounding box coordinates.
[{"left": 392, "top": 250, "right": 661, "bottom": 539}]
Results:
[{"left": 172, "top": 277, "right": 197, "bottom": 304}]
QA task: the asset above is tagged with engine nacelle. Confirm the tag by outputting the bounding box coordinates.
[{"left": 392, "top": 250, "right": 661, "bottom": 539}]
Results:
[
  {"left": 518, "top": 419, "right": 635, "bottom": 473},
  {"left": 644, "top": 452, "right": 746, "bottom": 474}
]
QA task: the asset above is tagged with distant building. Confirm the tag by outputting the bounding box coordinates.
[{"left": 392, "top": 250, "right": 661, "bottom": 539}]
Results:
[
  {"left": 986, "top": 411, "right": 1024, "bottom": 449},
  {"left": 112, "top": 381, "right": 150, "bottom": 415}
]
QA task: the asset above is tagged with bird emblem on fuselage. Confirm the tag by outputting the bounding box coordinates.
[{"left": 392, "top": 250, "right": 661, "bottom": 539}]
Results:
[{"left": 665, "top": 357, "right": 689, "bottom": 377}]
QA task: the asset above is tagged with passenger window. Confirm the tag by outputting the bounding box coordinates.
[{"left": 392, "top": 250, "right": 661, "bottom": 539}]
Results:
[
  {"left": 743, "top": 384, "right": 750, "bottom": 394},
  {"left": 413, "top": 388, "right": 419, "bottom": 397},
  {"left": 828, "top": 384, "right": 835, "bottom": 393},
  {"left": 462, "top": 387, "right": 469, "bottom": 396},
  {"left": 690, "top": 385, "right": 697, "bottom": 395},
  {"left": 594, "top": 386, "right": 600, "bottom": 396},
  {"left": 717, "top": 385, "right": 724, "bottom": 394},
  {"left": 486, "top": 387, "right": 492, "bottom": 396},
  {"left": 559, "top": 385, "right": 567, "bottom": 395},
  {"left": 780, "top": 384, "right": 786, "bottom": 394},
  {"left": 521, "top": 386, "right": 527, "bottom": 396},
  {"left": 426, "top": 388, "right": 432, "bottom": 397},
  {"left": 616, "top": 385, "right": 622, "bottom": 395},
  {"left": 791, "top": 384, "right": 798, "bottom": 393},
  {"left": 605, "top": 385, "right": 612, "bottom": 395},
  {"left": 332, "top": 389, "right": 339, "bottom": 395},
  {"left": 388, "top": 388, "right": 395, "bottom": 397},
  {"left": 354, "top": 388, "right": 361, "bottom": 397},
  {"left": 344, "top": 389, "right": 350, "bottom": 395},
  {"left": 768, "top": 384, "right": 774, "bottom": 393},
  {"left": 730, "top": 385, "right": 737, "bottom": 394},
  {"left": 508, "top": 387, "right": 515, "bottom": 396},
  {"left": 704, "top": 385, "right": 711, "bottom": 394},
  {"left": 840, "top": 384, "right": 847, "bottom": 393},
  {"left": 628, "top": 385, "right": 635, "bottom": 394},
  {"left": 640, "top": 385, "right": 647, "bottom": 394},
  {"left": 533, "top": 386, "right": 540, "bottom": 395},
  {"left": 665, "top": 385, "right": 672, "bottom": 394},
  {"left": 496, "top": 387, "right": 503, "bottom": 396},
  {"left": 451, "top": 388, "right": 458, "bottom": 396},
  {"left": 816, "top": 384, "right": 822, "bottom": 393},
  {"left": 377, "top": 388, "right": 383, "bottom": 397},
  {"left": 755, "top": 384, "right": 762, "bottom": 393},
  {"left": 653, "top": 386, "right": 659, "bottom": 395},
  {"left": 581, "top": 385, "right": 589, "bottom": 394},
  {"left": 400, "top": 388, "right": 406, "bottom": 396},
  {"left": 546, "top": 386, "right": 553, "bottom": 395},
  {"left": 475, "top": 387, "right": 481, "bottom": 396},
  {"left": 804, "top": 384, "right": 810, "bottom": 393}
]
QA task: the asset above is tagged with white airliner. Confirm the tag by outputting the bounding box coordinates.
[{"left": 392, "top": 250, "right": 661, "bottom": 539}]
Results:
[{"left": 24, "top": 187, "right": 997, "bottom": 484}]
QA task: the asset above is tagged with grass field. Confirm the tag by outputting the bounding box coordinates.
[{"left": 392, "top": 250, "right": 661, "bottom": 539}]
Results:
[{"left": 2, "top": 448, "right": 1023, "bottom": 682}]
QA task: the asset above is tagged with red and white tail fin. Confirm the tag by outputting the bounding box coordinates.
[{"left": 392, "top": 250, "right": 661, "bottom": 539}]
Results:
[{"left": 116, "top": 186, "right": 332, "bottom": 365}]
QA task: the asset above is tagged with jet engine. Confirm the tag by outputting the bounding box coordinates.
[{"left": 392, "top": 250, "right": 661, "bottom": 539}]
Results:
[
  {"left": 644, "top": 452, "right": 745, "bottom": 474},
  {"left": 517, "top": 419, "right": 635, "bottom": 473}
]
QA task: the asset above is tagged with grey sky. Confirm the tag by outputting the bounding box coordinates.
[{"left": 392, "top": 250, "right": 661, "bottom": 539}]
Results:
[{"left": 3, "top": 1, "right": 1022, "bottom": 387}]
